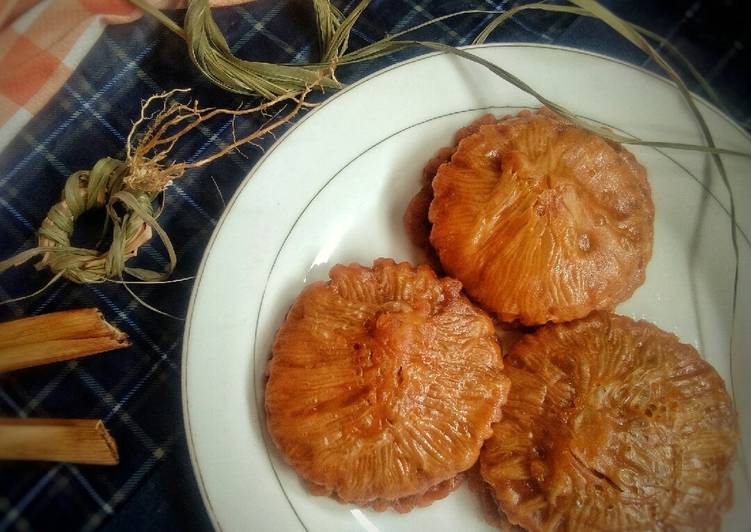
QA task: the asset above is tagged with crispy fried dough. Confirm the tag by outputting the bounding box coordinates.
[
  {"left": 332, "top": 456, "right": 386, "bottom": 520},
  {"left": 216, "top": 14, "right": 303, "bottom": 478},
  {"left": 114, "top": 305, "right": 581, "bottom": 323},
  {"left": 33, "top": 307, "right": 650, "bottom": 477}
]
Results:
[
  {"left": 428, "top": 109, "right": 654, "bottom": 325},
  {"left": 266, "top": 259, "right": 510, "bottom": 510},
  {"left": 480, "top": 312, "right": 738, "bottom": 531}
]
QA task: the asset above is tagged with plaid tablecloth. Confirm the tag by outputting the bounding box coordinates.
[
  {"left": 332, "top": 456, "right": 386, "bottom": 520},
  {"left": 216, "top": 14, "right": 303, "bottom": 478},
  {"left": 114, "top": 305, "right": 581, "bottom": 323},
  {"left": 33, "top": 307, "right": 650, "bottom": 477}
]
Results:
[{"left": 0, "top": 1, "right": 749, "bottom": 531}]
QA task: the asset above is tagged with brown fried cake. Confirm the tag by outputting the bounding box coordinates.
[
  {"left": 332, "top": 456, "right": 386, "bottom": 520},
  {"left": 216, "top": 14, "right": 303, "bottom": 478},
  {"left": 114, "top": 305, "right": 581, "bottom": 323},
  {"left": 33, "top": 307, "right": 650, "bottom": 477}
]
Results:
[
  {"left": 480, "top": 312, "right": 738, "bottom": 531},
  {"left": 265, "top": 259, "right": 510, "bottom": 511},
  {"left": 428, "top": 109, "right": 654, "bottom": 325}
]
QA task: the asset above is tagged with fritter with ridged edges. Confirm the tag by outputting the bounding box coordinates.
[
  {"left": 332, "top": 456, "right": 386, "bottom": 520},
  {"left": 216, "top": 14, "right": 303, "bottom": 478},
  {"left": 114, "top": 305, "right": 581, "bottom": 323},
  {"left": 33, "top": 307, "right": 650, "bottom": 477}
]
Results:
[
  {"left": 266, "top": 259, "right": 510, "bottom": 511},
  {"left": 480, "top": 312, "right": 738, "bottom": 531},
  {"left": 428, "top": 109, "right": 654, "bottom": 325}
]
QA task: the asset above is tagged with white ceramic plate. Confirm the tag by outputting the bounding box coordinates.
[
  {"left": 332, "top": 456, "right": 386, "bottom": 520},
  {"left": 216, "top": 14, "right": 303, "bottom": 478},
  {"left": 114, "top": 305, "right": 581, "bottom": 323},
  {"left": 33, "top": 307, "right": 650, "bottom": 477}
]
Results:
[{"left": 182, "top": 44, "right": 751, "bottom": 531}]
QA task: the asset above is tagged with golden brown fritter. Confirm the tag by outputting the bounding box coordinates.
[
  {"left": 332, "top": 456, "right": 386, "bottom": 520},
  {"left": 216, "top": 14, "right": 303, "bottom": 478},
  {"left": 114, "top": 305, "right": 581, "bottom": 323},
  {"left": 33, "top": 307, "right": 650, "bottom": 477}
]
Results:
[
  {"left": 480, "top": 312, "right": 738, "bottom": 531},
  {"left": 265, "top": 259, "right": 510, "bottom": 510},
  {"left": 428, "top": 109, "right": 654, "bottom": 325}
]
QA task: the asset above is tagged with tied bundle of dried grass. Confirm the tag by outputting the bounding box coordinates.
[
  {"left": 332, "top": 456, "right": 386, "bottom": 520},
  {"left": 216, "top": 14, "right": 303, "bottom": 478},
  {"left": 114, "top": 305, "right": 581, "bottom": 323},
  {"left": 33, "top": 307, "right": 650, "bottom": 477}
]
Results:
[
  {"left": 132, "top": 0, "right": 750, "bottom": 157},
  {"left": 0, "top": 88, "right": 310, "bottom": 313}
]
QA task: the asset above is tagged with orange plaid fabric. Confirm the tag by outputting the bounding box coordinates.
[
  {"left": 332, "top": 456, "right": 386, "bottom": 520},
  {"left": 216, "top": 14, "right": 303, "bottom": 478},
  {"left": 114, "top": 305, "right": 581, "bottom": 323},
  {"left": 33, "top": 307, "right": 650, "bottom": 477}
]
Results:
[{"left": 0, "top": 0, "right": 244, "bottom": 152}]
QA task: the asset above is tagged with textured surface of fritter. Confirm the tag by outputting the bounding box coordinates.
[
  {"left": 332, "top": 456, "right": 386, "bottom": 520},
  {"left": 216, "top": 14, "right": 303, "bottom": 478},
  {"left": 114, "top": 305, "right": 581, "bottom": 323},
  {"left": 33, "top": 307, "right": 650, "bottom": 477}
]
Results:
[
  {"left": 429, "top": 109, "right": 654, "bottom": 325},
  {"left": 266, "top": 259, "right": 510, "bottom": 509},
  {"left": 480, "top": 312, "right": 738, "bottom": 531},
  {"left": 404, "top": 114, "right": 498, "bottom": 271}
]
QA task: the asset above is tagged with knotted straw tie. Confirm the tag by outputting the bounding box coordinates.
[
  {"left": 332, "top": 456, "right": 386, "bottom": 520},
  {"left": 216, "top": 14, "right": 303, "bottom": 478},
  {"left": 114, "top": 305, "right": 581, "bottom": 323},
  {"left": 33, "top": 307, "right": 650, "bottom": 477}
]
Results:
[{"left": 0, "top": 157, "right": 175, "bottom": 289}]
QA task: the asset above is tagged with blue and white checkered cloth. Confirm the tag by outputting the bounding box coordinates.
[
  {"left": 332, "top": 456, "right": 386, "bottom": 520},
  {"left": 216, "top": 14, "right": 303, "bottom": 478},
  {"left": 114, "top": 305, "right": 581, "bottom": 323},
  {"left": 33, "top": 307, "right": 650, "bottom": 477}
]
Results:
[{"left": 0, "top": 1, "right": 748, "bottom": 530}]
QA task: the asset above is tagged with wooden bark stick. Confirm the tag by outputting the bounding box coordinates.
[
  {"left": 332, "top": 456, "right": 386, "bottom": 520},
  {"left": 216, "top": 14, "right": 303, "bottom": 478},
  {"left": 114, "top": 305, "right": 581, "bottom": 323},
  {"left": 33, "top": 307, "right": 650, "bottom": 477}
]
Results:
[
  {"left": 0, "top": 418, "right": 119, "bottom": 465},
  {"left": 0, "top": 308, "right": 130, "bottom": 372}
]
